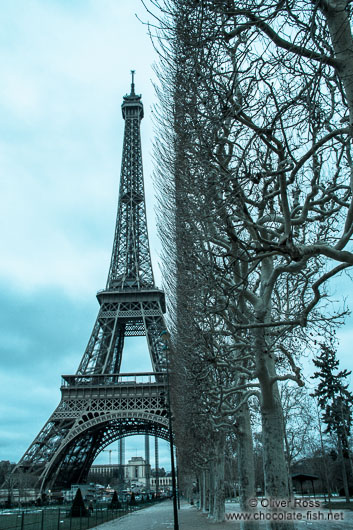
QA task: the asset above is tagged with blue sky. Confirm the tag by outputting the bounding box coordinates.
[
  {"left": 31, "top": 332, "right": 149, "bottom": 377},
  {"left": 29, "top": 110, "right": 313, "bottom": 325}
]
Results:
[
  {"left": 0, "top": 0, "right": 353, "bottom": 476},
  {"left": 0, "top": 0, "right": 170, "bottom": 469}
]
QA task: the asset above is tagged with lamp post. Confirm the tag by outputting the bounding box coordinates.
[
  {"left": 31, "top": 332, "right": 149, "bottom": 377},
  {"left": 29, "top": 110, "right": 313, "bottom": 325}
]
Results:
[{"left": 160, "top": 330, "right": 179, "bottom": 530}]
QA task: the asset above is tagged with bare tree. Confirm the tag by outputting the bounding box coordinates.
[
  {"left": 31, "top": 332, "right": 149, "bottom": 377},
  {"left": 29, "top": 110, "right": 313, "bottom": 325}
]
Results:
[
  {"left": 147, "top": 1, "right": 353, "bottom": 527},
  {"left": 280, "top": 383, "right": 317, "bottom": 494}
]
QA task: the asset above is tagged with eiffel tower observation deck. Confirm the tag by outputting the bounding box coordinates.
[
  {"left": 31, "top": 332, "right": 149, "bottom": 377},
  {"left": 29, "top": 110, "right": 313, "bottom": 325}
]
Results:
[{"left": 11, "top": 73, "right": 170, "bottom": 492}]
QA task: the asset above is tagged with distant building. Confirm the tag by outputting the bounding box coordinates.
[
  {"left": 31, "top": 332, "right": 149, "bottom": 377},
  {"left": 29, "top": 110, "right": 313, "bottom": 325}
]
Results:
[
  {"left": 89, "top": 457, "right": 174, "bottom": 492},
  {"left": 90, "top": 464, "right": 122, "bottom": 476},
  {"left": 0, "top": 488, "right": 38, "bottom": 505},
  {"left": 151, "top": 476, "right": 173, "bottom": 490},
  {"left": 63, "top": 484, "right": 96, "bottom": 502},
  {"left": 125, "top": 456, "right": 150, "bottom": 487}
]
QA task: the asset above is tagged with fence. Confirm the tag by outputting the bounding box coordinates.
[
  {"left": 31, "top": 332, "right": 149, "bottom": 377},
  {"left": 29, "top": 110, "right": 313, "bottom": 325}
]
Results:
[{"left": 0, "top": 504, "right": 143, "bottom": 530}]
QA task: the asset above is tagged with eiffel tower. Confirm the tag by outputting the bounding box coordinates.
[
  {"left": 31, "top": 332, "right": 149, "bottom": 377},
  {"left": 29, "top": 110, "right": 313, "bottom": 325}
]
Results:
[{"left": 12, "top": 73, "right": 170, "bottom": 492}]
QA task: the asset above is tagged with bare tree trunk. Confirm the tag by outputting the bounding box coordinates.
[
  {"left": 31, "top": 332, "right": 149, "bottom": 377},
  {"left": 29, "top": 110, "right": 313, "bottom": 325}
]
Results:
[
  {"left": 202, "top": 470, "right": 207, "bottom": 513},
  {"left": 321, "top": 0, "right": 353, "bottom": 130},
  {"left": 261, "top": 394, "right": 288, "bottom": 497},
  {"left": 208, "top": 462, "right": 215, "bottom": 519},
  {"left": 205, "top": 469, "right": 210, "bottom": 512},
  {"left": 283, "top": 430, "right": 294, "bottom": 499},
  {"left": 213, "top": 433, "right": 226, "bottom": 522},
  {"left": 198, "top": 472, "right": 203, "bottom": 511},
  {"left": 237, "top": 401, "right": 260, "bottom": 530},
  {"left": 338, "top": 438, "right": 350, "bottom": 503},
  {"left": 316, "top": 404, "right": 332, "bottom": 506},
  {"left": 255, "top": 321, "right": 290, "bottom": 530},
  {"left": 197, "top": 472, "right": 201, "bottom": 510}
]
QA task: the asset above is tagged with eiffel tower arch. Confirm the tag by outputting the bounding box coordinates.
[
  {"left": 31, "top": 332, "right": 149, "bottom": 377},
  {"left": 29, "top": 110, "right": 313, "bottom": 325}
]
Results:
[{"left": 12, "top": 73, "right": 171, "bottom": 492}]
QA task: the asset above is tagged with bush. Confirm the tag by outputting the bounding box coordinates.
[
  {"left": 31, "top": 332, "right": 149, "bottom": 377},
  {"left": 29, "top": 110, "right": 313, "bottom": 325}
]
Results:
[
  {"left": 69, "top": 488, "right": 89, "bottom": 517},
  {"left": 109, "top": 491, "right": 121, "bottom": 509}
]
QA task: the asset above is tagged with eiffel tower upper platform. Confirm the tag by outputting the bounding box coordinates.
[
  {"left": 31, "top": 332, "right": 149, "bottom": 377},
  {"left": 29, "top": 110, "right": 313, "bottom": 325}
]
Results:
[{"left": 12, "top": 73, "right": 170, "bottom": 491}]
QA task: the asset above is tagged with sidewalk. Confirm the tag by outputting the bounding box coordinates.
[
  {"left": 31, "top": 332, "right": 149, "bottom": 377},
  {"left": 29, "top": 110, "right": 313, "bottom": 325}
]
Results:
[
  {"left": 90, "top": 500, "right": 229, "bottom": 529},
  {"left": 90, "top": 499, "right": 353, "bottom": 529}
]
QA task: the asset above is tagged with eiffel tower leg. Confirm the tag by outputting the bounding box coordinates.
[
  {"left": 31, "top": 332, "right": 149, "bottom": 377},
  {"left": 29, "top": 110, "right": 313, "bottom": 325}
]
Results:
[
  {"left": 38, "top": 424, "right": 108, "bottom": 490},
  {"left": 11, "top": 414, "right": 76, "bottom": 488},
  {"left": 77, "top": 315, "right": 126, "bottom": 377},
  {"left": 144, "top": 313, "right": 168, "bottom": 373}
]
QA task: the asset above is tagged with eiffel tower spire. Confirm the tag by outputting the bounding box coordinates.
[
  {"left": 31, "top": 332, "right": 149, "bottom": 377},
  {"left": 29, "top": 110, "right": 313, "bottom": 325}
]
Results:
[
  {"left": 75, "top": 75, "right": 166, "bottom": 378},
  {"left": 10, "top": 75, "right": 170, "bottom": 491},
  {"left": 107, "top": 70, "right": 154, "bottom": 290}
]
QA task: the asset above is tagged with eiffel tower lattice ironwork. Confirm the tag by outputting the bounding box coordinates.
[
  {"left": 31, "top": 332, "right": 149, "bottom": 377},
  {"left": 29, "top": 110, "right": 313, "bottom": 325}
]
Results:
[{"left": 13, "top": 74, "right": 169, "bottom": 491}]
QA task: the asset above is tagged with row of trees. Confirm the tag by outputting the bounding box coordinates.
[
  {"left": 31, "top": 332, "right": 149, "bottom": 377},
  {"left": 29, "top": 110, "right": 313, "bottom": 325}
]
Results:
[
  {"left": 145, "top": 0, "right": 353, "bottom": 527},
  {"left": 201, "top": 373, "right": 353, "bottom": 498}
]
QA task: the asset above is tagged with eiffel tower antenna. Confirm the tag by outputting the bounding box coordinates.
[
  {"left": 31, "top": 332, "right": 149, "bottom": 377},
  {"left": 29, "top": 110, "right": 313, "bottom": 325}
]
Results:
[
  {"left": 131, "top": 69, "right": 135, "bottom": 94},
  {"left": 11, "top": 73, "right": 170, "bottom": 492}
]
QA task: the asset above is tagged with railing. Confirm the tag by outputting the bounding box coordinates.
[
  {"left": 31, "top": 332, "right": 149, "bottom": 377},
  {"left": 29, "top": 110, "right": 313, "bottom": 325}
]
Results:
[
  {"left": 61, "top": 372, "right": 167, "bottom": 387},
  {"left": 96, "top": 287, "right": 163, "bottom": 294},
  {"left": 0, "top": 506, "right": 127, "bottom": 530},
  {"left": 0, "top": 500, "right": 163, "bottom": 530}
]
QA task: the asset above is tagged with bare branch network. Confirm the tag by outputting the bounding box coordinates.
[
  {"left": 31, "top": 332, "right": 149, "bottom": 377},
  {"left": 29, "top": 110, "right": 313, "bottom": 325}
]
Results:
[{"left": 148, "top": 0, "right": 353, "bottom": 523}]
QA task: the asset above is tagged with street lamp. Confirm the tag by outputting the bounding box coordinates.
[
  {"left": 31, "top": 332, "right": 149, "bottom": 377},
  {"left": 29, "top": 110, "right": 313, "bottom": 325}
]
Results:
[{"left": 160, "top": 330, "right": 179, "bottom": 530}]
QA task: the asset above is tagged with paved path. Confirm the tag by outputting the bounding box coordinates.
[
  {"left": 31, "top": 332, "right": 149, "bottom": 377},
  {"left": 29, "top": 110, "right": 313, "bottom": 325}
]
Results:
[
  {"left": 90, "top": 501, "right": 229, "bottom": 529},
  {"left": 90, "top": 500, "right": 353, "bottom": 529}
]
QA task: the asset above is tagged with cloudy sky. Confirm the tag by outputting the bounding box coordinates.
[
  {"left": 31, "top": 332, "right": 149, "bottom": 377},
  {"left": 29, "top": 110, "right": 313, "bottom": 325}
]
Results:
[
  {"left": 1, "top": 0, "right": 353, "bottom": 476},
  {"left": 0, "top": 0, "right": 171, "bottom": 469}
]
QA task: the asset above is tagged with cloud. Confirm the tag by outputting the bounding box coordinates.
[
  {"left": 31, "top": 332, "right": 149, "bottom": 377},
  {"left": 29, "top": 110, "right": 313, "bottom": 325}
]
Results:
[
  {"left": 0, "top": 0, "right": 160, "bottom": 296},
  {"left": 0, "top": 283, "right": 96, "bottom": 460},
  {"left": 0, "top": 283, "right": 95, "bottom": 369},
  {"left": 0, "top": 0, "right": 165, "bottom": 469}
]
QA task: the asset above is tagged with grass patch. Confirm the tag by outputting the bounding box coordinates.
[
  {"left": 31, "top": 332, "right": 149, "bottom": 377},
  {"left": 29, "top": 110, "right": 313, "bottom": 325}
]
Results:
[
  {"left": 0, "top": 506, "right": 131, "bottom": 529},
  {"left": 0, "top": 500, "right": 163, "bottom": 529}
]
